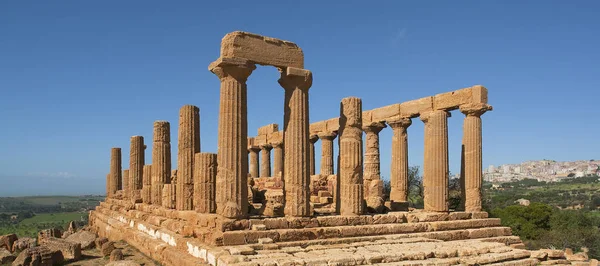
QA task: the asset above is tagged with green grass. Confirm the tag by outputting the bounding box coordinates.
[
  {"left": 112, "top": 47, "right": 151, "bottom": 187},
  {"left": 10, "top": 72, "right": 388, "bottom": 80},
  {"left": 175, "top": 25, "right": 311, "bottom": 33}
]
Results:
[
  {"left": 20, "top": 195, "right": 104, "bottom": 205},
  {"left": 20, "top": 212, "right": 86, "bottom": 225}
]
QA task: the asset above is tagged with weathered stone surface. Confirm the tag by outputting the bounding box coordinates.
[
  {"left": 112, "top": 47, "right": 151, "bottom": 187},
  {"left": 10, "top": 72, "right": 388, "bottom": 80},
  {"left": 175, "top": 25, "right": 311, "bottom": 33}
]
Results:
[
  {"left": 400, "top": 96, "right": 433, "bottom": 117},
  {"left": 141, "top": 164, "right": 152, "bottom": 203},
  {"left": 259, "top": 144, "right": 272, "bottom": 177},
  {"left": 421, "top": 110, "right": 450, "bottom": 212},
  {"left": 363, "top": 122, "right": 386, "bottom": 213},
  {"left": 152, "top": 120, "right": 171, "bottom": 206},
  {"left": 0, "top": 234, "right": 17, "bottom": 251},
  {"left": 0, "top": 248, "right": 16, "bottom": 264},
  {"left": 109, "top": 147, "right": 122, "bottom": 196},
  {"left": 258, "top": 123, "right": 279, "bottom": 135},
  {"left": 12, "top": 246, "right": 62, "bottom": 266},
  {"left": 106, "top": 261, "right": 142, "bottom": 266},
  {"left": 220, "top": 31, "right": 304, "bottom": 68},
  {"left": 387, "top": 117, "right": 412, "bottom": 209},
  {"left": 247, "top": 143, "right": 260, "bottom": 178},
  {"left": 110, "top": 248, "right": 124, "bottom": 261},
  {"left": 38, "top": 228, "right": 61, "bottom": 242},
  {"left": 194, "top": 152, "right": 217, "bottom": 213},
  {"left": 129, "top": 136, "right": 145, "bottom": 202},
  {"left": 318, "top": 132, "right": 337, "bottom": 176},
  {"left": 272, "top": 141, "right": 283, "bottom": 178},
  {"left": 65, "top": 230, "right": 96, "bottom": 250},
  {"left": 94, "top": 237, "right": 108, "bottom": 251},
  {"left": 210, "top": 58, "right": 255, "bottom": 219},
  {"left": 101, "top": 241, "right": 116, "bottom": 257},
  {"left": 280, "top": 67, "right": 313, "bottom": 217},
  {"left": 39, "top": 237, "right": 81, "bottom": 260},
  {"left": 177, "top": 105, "right": 200, "bottom": 211},
  {"left": 338, "top": 97, "right": 364, "bottom": 216},
  {"left": 11, "top": 237, "right": 36, "bottom": 253},
  {"left": 122, "top": 169, "right": 130, "bottom": 198}
]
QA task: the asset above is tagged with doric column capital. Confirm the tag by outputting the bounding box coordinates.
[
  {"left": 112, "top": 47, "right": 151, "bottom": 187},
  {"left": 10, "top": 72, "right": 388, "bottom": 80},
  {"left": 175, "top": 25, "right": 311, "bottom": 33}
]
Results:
[
  {"left": 420, "top": 110, "right": 451, "bottom": 123},
  {"left": 362, "top": 122, "right": 387, "bottom": 134},
  {"left": 317, "top": 131, "right": 337, "bottom": 141},
  {"left": 248, "top": 145, "right": 261, "bottom": 153},
  {"left": 278, "top": 67, "right": 313, "bottom": 91},
  {"left": 309, "top": 134, "right": 319, "bottom": 144},
  {"left": 387, "top": 116, "right": 412, "bottom": 129},
  {"left": 460, "top": 103, "right": 493, "bottom": 117},
  {"left": 209, "top": 57, "right": 256, "bottom": 82},
  {"left": 272, "top": 141, "right": 283, "bottom": 148},
  {"left": 260, "top": 143, "right": 273, "bottom": 151}
]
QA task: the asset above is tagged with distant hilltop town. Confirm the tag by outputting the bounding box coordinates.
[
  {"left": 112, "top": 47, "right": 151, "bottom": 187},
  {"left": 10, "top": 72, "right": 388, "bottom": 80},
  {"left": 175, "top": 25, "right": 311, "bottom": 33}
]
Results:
[{"left": 483, "top": 159, "right": 600, "bottom": 183}]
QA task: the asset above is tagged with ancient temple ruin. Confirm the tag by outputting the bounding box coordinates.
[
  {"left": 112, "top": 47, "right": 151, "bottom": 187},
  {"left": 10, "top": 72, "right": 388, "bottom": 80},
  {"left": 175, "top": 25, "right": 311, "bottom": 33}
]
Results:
[{"left": 90, "top": 32, "right": 547, "bottom": 266}]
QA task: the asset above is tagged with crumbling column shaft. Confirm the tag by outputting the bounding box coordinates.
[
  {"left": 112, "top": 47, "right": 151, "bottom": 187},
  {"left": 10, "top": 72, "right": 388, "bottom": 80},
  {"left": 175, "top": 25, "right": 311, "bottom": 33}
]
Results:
[
  {"left": 177, "top": 105, "right": 200, "bottom": 210},
  {"left": 318, "top": 133, "right": 336, "bottom": 176},
  {"left": 280, "top": 67, "right": 312, "bottom": 217},
  {"left": 421, "top": 110, "right": 449, "bottom": 212},
  {"left": 260, "top": 145, "right": 272, "bottom": 177},
  {"left": 194, "top": 153, "right": 217, "bottom": 213},
  {"left": 129, "top": 136, "right": 144, "bottom": 201},
  {"left": 210, "top": 59, "right": 255, "bottom": 218},
  {"left": 338, "top": 97, "right": 364, "bottom": 216},
  {"left": 461, "top": 103, "right": 491, "bottom": 212},
  {"left": 152, "top": 121, "right": 171, "bottom": 205},
  {"left": 388, "top": 118, "right": 412, "bottom": 205},
  {"left": 109, "top": 148, "right": 122, "bottom": 196},
  {"left": 363, "top": 123, "right": 386, "bottom": 212},
  {"left": 248, "top": 147, "right": 260, "bottom": 178}
]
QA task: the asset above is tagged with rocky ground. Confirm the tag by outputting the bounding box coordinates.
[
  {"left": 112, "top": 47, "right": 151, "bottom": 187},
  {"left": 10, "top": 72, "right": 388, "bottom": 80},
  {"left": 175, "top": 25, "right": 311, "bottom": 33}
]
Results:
[{"left": 62, "top": 241, "right": 159, "bottom": 266}]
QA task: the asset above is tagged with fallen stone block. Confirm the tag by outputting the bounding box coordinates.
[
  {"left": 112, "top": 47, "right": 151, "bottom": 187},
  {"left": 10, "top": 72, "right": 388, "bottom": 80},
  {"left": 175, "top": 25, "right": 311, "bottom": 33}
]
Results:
[
  {"left": 12, "top": 246, "right": 63, "bottom": 266},
  {"left": 0, "top": 234, "right": 17, "bottom": 251},
  {"left": 65, "top": 230, "right": 97, "bottom": 250},
  {"left": 40, "top": 237, "right": 82, "bottom": 261},
  {"left": 11, "top": 237, "right": 36, "bottom": 253}
]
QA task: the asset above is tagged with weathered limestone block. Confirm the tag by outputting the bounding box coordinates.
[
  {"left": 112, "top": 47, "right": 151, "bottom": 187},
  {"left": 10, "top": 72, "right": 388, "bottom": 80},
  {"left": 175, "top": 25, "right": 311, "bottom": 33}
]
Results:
[
  {"left": 262, "top": 190, "right": 284, "bottom": 217},
  {"left": 0, "top": 233, "right": 17, "bottom": 251},
  {"left": 258, "top": 123, "right": 279, "bottom": 135},
  {"left": 400, "top": 96, "right": 433, "bottom": 118},
  {"left": 94, "top": 237, "right": 108, "bottom": 251},
  {"left": 12, "top": 246, "right": 62, "bottom": 266},
  {"left": 161, "top": 170, "right": 177, "bottom": 209},
  {"left": 369, "top": 104, "right": 401, "bottom": 124},
  {"left": 248, "top": 143, "right": 260, "bottom": 178},
  {"left": 421, "top": 110, "right": 450, "bottom": 212},
  {"left": 38, "top": 228, "right": 61, "bottom": 242},
  {"left": 142, "top": 165, "right": 152, "bottom": 204},
  {"left": 363, "top": 122, "right": 386, "bottom": 213},
  {"left": 260, "top": 144, "right": 272, "bottom": 177},
  {"left": 64, "top": 230, "right": 96, "bottom": 250},
  {"left": 109, "top": 249, "right": 124, "bottom": 261},
  {"left": 338, "top": 97, "right": 365, "bottom": 216},
  {"left": 11, "top": 237, "right": 36, "bottom": 253},
  {"left": 209, "top": 57, "right": 255, "bottom": 218},
  {"left": 40, "top": 237, "right": 81, "bottom": 261},
  {"left": 318, "top": 132, "right": 337, "bottom": 176},
  {"left": 109, "top": 148, "right": 122, "bottom": 196},
  {"left": 176, "top": 105, "right": 200, "bottom": 211},
  {"left": 194, "top": 152, "right": 217, "bottom": 213},
  {"left": 220, "top": 31, "right": 304, "bottom": 68},
  {"left": 129, "top": 136, "right": 144, "bottom": 202},
  {"left": 279, "top": 67, "right": 313, "bottom": 217},
  {"left": 387, "top": 117, "right": 412, "bottom": 210},
  {"left": 101, "top": 241, "right": 116, "bottom": 257},
  {"left": 0, "top": 248, "right": 15, "bottom": 264},
  {"left": 460, "top": 103, "right": 492, "bottom": 212},
  {"left": 152, "top": 121, "right": 171, "bottom": 206}
]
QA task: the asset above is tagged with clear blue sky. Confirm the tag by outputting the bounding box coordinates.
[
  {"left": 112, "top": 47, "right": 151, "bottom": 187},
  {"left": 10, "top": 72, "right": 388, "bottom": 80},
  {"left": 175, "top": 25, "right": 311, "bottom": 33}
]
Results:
[{"left": 1, "top": 1, "right": 599, "bottom": 196}]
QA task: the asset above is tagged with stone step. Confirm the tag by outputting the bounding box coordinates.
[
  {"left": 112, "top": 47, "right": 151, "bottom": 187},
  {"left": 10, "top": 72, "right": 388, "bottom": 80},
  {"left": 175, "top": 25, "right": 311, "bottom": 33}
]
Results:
[{"left": 221, "top": 218, "right": 507, "bottom": 245}]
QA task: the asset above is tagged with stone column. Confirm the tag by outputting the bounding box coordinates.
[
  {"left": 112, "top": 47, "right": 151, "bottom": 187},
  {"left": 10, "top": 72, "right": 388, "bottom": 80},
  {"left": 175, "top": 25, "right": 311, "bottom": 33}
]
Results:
[
  {"left": 338, "top": 97, "right": 364, "bottom": 216},
  {"left": 194, "top": 153, "right": 217, "bottom": 213},
  {"left": 272, "top": 141, "right": 283, "bottom": 178},
  {"left": 318, "top": 132, "right": 337, "bottom": 176},
  {"left": 279, "top": 67, "right": 313, "bottom": 217},
  {"left": 260, "top": 144, "right": 272, "bottom": 177},
  {"left": 177, "top": 105, "right": 201, "bottom": 211},
  {"left": 106, "top": 174, "right": 110, "bottom": 197},
  {"left": 152, "top": 121, "right": 171, "bottom": 206},
  {"left": 248, "top": 145, "right": 260, "bottom": 178},
  {"left": 122, "top": 169, "right": 130, "bottom": 196},
  {"left": 460, "top": 103, "right": 492, "bottom": 212},
  {"left": 362, "top": 122, "right": 386, "bottom": 212},
  {"left": 209, "top": 58, "right": 255, "bottom": 218},
  {"left": 142, "top": 165, "right": 152, "bottom": 204},
  {"left": 109, "top": 148, "right": 122, "bottom": 196},
  {"left": 387, "top": 117, "right": 412, "bottom": 208},
  {"left": 309, "top": 135, "right": 319, "bottom": 176},
  {"left": 129, "top": 136, "right": 145, "bottom": 202},
  {"left": 420, "top": 110, "right": 450, "bottom": 212}
]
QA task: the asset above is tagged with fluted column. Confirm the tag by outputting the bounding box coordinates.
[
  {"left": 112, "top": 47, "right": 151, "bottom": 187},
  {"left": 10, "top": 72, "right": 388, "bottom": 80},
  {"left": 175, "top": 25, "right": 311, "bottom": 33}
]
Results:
[
  {"left": 363, "top": 122, "right": 386, "bottom": 212},
  {"left": 460, "top": 103, "right": 492, "bottom": 212},
  {"left": 177, "top": 105, "right": 201, "bottom": 210},
  {"left": 152, "top": 121, "right": 171, "bottom": 206},
  {"left": 209, "top": 58, "right": 255, "bottom": 218},
  {"left": 122, "top": 169, "right": 130, "bottom": 196},
  {"left": 420, "top": 110, "right": 450, "bottom": 212},
  {"left": 129, "top": 136, "right": 144, "bottom": 202},
  {"left": 260, "top": 144, "right": 272, "bottom": 177},
  {"left": 338, "top": 97, "right": 364, "bottom": 216},
  {"left": 194, "top": 153, "right": 217, "bottom": 213},
  {"left": 309, "top": 135, "right": 318, "bottom": 176},
  {"left": 248, "top": 145, "right": 260, "bottom": 178},
  {"left": 318, "top": 132, "right": 337, "bottom": 176},
  {"left": 279, "top": 67, "right": 313, "bottom": 217},
  {"left": 387, "top": 117, "right": 412, "bottom": 208},
  {"left": 272, "top": 141, "right": 283, "bottom": 178},
  {"left": 142, "top": 165, "right": 152, "bottom": 204},
  {"left": 109, "top": 148, "right": 122, "bottom": 197}
]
